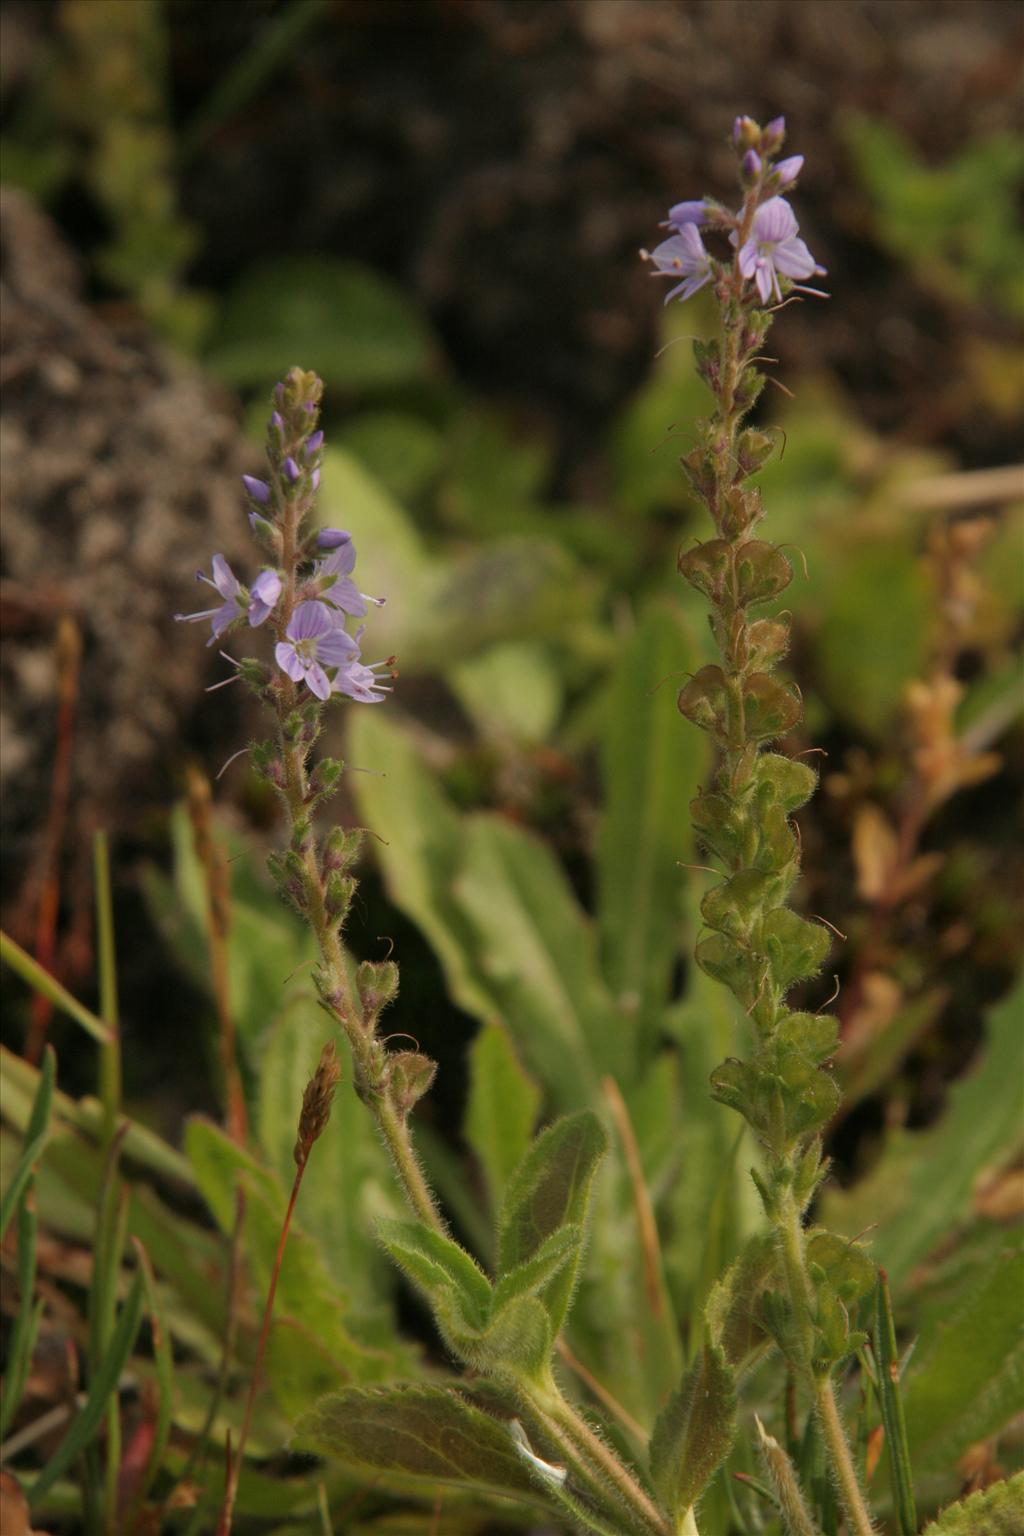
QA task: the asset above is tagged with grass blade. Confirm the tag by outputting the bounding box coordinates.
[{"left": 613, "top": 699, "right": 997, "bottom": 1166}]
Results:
[
  {"left": 131, "top": 1237, "right": 175, "bottom": 1504},
  {"left": 93, "top": 832, "right": 122, "bottom": 1146},
  {"left": 873, "top": 1270, "right": 918, "bottom": 1536},
  {"left": 28, "top": 1268, "right": 144, "bottom": 1508},
  {"left": 0, "top": 1190, "right": 43, "bottom": 1439},
  {"left": 0, "top": 1045, "right": 55, "bottom": 1242},
  {"left": 2, "top": 932, "right": 113, "bottom": 1046}
]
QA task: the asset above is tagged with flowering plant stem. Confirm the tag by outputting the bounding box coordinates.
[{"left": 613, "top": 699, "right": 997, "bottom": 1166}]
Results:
[{"left": 656, "top": 118, "right": 876, "bottom": 1536}]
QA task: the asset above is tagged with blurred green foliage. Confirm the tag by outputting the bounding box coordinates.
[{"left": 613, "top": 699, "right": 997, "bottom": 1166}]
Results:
[{"left": 1, "top": 25, "right": 1023, "bottom": 1530}]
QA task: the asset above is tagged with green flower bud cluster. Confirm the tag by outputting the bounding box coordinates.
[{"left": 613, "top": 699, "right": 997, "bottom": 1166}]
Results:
[{"left": 679, "top": 308, "right": 837, "bottom": 1168}]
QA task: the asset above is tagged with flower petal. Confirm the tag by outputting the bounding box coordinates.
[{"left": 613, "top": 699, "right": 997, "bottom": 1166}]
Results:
[
  {"left": 754, "top": 196, "right": 798, "bottom": 244},
  {"left": 275, "top": 641, "right": 305, "bottom": 683},
  {"left": 288, "top": 600, "right": 333, "bottom": 642},
  {"left": 772, "top": 235, "right": 817, "bottom": 280},
  {"left": 211, "top": 554, "right": 240, "bottom": 600},
  {"left": 305, "top": 661, "right": 331, "bottom": 700}
]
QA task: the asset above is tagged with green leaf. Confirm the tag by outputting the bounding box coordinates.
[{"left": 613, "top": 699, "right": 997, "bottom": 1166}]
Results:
[
  {"left": 822, "top": 975, "right": 1024, "bottom": 1285},
  {"left": 130, "top": 1239, "right": 175, "bottom": 1508},
  {"left": 493, "top": 1225, "right": 581, "bottom": 1311},
  {"left": 256, "top": 1006, "right": 395, "bottom": 1307},
  {"left": 186, "top": 1117, "right": 380, "bottom": 1380},
  {"left": 376, "top": 1218, "right": 492, "bottom": 1335},
  {"left": 206, "top": 256, "right": 435, "bottom": 390},
  {"left": 336, "top": 410, "right": 445, "bottom": 503},
  {"left": 873, "top": 1269, "right": 917, "bottom": 1536},
  {"left": 902, "top": 1236, "right": 1023, "bottom": 1474},
  {"left": 450, "top": 640, "right": 563, "bottom": 742},
  {"left": 597, "top": 605, "right": 707, "bottom": 1039},
  {"left": 465, "top": 1023, "right": 541, "bottom": 1216},
  {"left": 704, "top": 1232, "right": 779, "bottom": 1373},
  {"left": 0, "top": 1044, "right": 54, "bottom": 1242},
  {"left": 347, "top": 707, "right": 497, "bottom": 1027},
  {"left": 815, "top": 535, "right": 930, "bottom": 738},
  {"left": 29, "top": 1269, "right": 144, "bottom": 1507},
  {"left": 456, "top": 815, "right": 624, "bottom": 1096},
  {"left": 294, "top": 1383, "right": 544, "bottom": 1505},
  {"left": 498, "top": 1112, "right": 607, "bottom": 1335},
  {"left": 476, "top": 1294, "right": 554, "bottom": 1381},
  {"left": 1, "top": 931, "right": 112, "bottom": 1046},
  {"left": 648, "top": 1343, "right": 736, "bottom": 1518},
  {"left": 921, "top": 1475, "right": 1024, "bottom": 1536}
]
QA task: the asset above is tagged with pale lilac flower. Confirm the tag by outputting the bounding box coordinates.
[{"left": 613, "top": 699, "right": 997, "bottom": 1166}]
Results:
[
  {"left": 315, "top": 541, "right": 384, "bottom": 617},
  {"left": 774, "top": 155, "right": 804, "bottom": 189},
  {"left": 269, "top": 411, "right": 284, "bottom": 432},
  {"left": 643, "top": 224, "right": 713, "bottom": 305},
  {"left": 275, "top": 601, "right": 358, "bottom": 701},
  {"left": 316, "top": 528, "right": 351, "bottom": 550},
  {"left": 175, "top": 554, "right": 247, "bottom": 644},
  {"left": 742, "top": 149, "right": 762, "bottom": 178},
  {"left": 242, "top": 475, "right": 270, "bottom": 503},
  {"left": 733, "top": 115, "right": 759, "bottom": 148},
  {"left": 305, "top": 430, "right": 324, "bottom": 456},
  {"left": 332, "top": 657, "right": 391, "bottom": 704},
  {"left": 311, "top": 468, "right": 321, "bottom": 490},
  {"left": 666, "top": 199, "right": 706, "bottom": 228},
  {"left": 248, "top": 569, "right": 282, "bottom": 626},
  {"left": 738, "top": 197, "right": 822, "bottom": 304}
]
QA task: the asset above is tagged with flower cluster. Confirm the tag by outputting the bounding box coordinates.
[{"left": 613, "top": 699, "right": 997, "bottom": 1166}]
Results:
[
  {"left": 176, "top": 373, "right": 390, "bottom": 706},
  {"left": 641, "top": 115, "right": 825, "bottom": 309}
]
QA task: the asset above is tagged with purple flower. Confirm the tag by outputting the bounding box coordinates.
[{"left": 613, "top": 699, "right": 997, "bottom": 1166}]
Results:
[
  {"left": 332, "top": 654, "right": 392, "bottom": 705},
  {"left": 242, "top": 475, "right": 270, "bottom": 504},
  {"left": 275, "top": 601, "right": 358, "bottom": 701},
  {"left": 315, "top": 540, "right": 365, "bottom": 617},
  {"left": 666, "top": 199, "right": 706, "bottom": 229},
  {"left": 305, "top": 430, "right": 324, "bottom": 456},
  {"left": 742, "top": 149, "right": 762, "bottom": 178},
  {"left": 774, "top": 155, "right": 804, "bottom": 189},
  {"left": 248, "top": 569, "right": 282, "bottom": 626},
  {"left": 316, "top": 527, "right": 352, "bottom": 550},
  {"left": 643, "top": 225, "right": 713, "bottom": 305},
  {"left": 175, "top": 554, "right": 246, "bottom": 644},
  {"left": 315, "top": 541, "right": 384, "bottom": 617},
  {"left": 270, "top": 411, "right": 284, "bottom": 431},
  {"left": 284, "top": 456, "right": 301, "bottom": 483},
  {"left": 738, "top": 197, "right": 823, "bottom": 304}
]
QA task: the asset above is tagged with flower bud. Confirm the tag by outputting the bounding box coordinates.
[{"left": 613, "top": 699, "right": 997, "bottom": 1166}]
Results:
[
  {"left": 242, "top": 475, "right": 270, "bottom": 504},
  {"left": 316, "top": 527, "right": 351, "bottom": 550},
  {"left": 773, "top": 154, "right": 803, "bottom": 189},
  {"left": 283, "top": 456, "right": 301, "bottom": 483},
  {"left": 742, "top": 149, "right": 762, "bottom": 180},
  {"left": 733, "top": 115, "right": 760, "bottom": 150},
  {"left": 760, "top": 115, "right": 786, "bottom": 152}
]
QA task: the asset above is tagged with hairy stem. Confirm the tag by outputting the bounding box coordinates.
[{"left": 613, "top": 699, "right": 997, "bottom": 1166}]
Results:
[
  {"left": 528, "top": 1384, "right": 674, "bottom": 1536},
  {"left": 776, "top": 1189, "right": 874, "bottom": 1536}
]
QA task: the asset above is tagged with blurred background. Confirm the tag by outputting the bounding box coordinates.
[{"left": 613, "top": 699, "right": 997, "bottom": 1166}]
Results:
[{"left": 0, "top": 1, "right": 1022, "bottom": 1525}]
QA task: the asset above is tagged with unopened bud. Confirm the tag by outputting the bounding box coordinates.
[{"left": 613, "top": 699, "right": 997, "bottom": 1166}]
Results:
[
  {"left": 356, "top": 958, "right": 399, "bottom": 1022},
  {"left": 733, "top": 115, "right": 760, "bottom": 151}
]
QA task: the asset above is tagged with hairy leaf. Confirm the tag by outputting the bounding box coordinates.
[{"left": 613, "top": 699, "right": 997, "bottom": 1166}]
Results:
[
  {"left": 921, "top": 1476, "right": 1024, "bottom": 1536},
  {"left": 377, "top": 1218, "right": 492, "bottom": 1334},
  {"left": 648, "top": 1343, "right": 736, "bottom": 1517},
  {"left": 294, "top": 1383, "right": 543, "bottom": 1504},
  {"left": 498, "top": 1111, "right": 607, "bottom": 1335}
]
